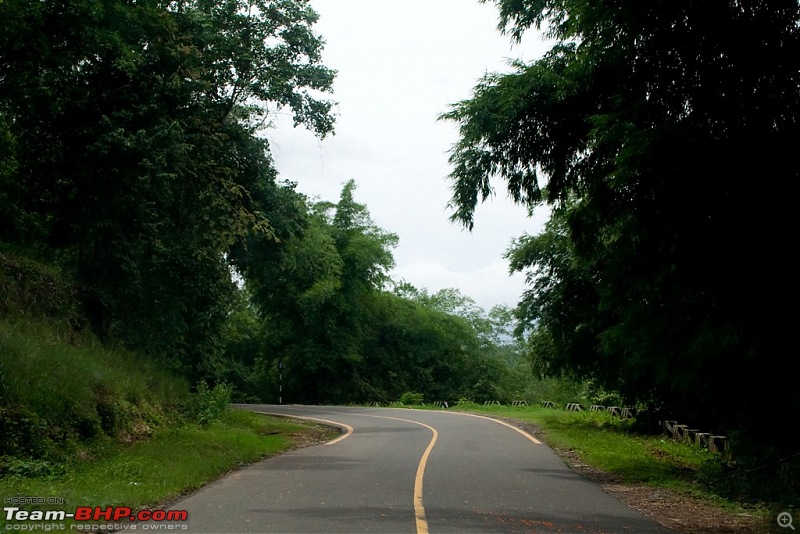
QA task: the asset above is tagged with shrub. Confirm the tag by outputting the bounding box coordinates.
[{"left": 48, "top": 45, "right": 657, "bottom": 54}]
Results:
[
  {"left": 0, "top": 457, "right": 65, "bottom": 479},
  {"left": 185, "top": 381, "right": 232, "bottom": 426},
  {"left": 0, "top": 406, "right": 50, "bottom": 458},
  {"left": 398, "top": 391, "right": 424, "bottom": 405}
]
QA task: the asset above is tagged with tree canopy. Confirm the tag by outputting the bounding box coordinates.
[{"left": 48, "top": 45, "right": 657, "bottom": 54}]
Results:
[
  {"left": 0, "top": 0, "right": 334, "bottom": 375},
  {"left": 442, "top": 0, "right": 800, "bottom": 455},
  {"left": 1, "top": 0, "right": 535, "bottom": 412},
  {"left": 235, "top": 180, "right": 528, "bottom": 405}
]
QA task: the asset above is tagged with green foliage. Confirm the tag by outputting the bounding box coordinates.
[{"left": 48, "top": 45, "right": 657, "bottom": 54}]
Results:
[
  {"left": 234, "top": 180, "right": 537, "bottom": 406},
  {"left": 185, "top": 381, "right": 232, "bottom": 427},
  {"left": 213, "top": 289, "right": 270, "bottom": 403},
  {"left": 398, "top": 392, "right": 424, "bottom": 405},
  {"left": 0, "top": 0, "right": 335, "bottom": 375},
  {"left": 242, "top": 181, "right": 400, "bottom": 403},
  {"left": 0, "top": 250, "right": 82, "bottom": 329},
  {"left": 697, "top": 439, "right": 800, "bottom": 506},
  {"left": 0, "top": 458, "right": 64, "bottom": 480},
  {"left": 0, "top": 317, "right": 187, "bottom": 466},
  {"left": 517, "top": 377, "right": 588, "bottom": 406},
  {"left": 443, "top": 0, "right": 800, "bottom": 465},
  {"left": 0, "top": 0, "right": 546, "bottom": 452},
  {"left": 0, "top": 411, "right": 335, "bottom": 523},
  {"left": 0, "top": 251, "right": 333, "bottom": 513},
  {"left": 0, "top": 406, "right": 50, "bottom": 461}
]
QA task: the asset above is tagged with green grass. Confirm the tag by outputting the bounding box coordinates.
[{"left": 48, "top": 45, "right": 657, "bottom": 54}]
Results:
[
  {"left": 450, "top": 403, "right": 730, "bottom": 497},
  {"left": 1, "top": 318, "right": 189, "bottom": 466},
  {"left": 1, "top": 251, "right": 186, "bottom": 453},
  {"left": 0, "top": 252, "right": 339, "bottom": 528},
  {"left": 437, "top": 403, "right": 779, "bottom": 526},
  {"left": 0, "top": 318, "right": 186, "bottom": 410},
  {"left": 0, "top": 410, "right": 335, "bottom": 527},
  {"left": 447, "top": 404, "right": 790, "bottom": 523}
]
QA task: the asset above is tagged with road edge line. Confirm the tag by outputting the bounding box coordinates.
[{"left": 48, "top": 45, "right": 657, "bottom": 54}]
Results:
[
  {"left": 242, "top": 409, "right": 354, "bottom": 446},
  {"left": 439, "top": 411, "right": 542, "bottom": 445}
]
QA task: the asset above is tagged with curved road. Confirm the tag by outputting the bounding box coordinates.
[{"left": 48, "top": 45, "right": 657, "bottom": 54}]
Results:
[{"left": 165, "top": 405, "right": 671, "bottom": 533}]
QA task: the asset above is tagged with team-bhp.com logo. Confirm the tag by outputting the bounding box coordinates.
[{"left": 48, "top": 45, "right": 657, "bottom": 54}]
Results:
[{"left": 4, "top": 506, "right": 188, "bottom": 530}]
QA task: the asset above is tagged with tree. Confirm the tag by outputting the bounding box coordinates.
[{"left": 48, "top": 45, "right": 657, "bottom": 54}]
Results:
[
  {"left": 443, "top": 0, "right": 800, "bottom": 456},
  {"left": 0, "top": 0, "right": 335, "bottom": 373},
  {"left": 400, "top": 286, "right": 531, "bottom": 402},
  {"left": 356, "top": 291, "right": 476, "bottom": 403},
  {"left": 241, "top": 183, "right": 516, "bottom": 405},
  {"left": 242, "top": 181, "right": 400, "bottom": 403}
]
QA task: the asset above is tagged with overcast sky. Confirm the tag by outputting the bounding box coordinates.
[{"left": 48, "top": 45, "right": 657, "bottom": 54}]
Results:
[{"left": 267, "top": 0, "right": 552, "bottom": 311}]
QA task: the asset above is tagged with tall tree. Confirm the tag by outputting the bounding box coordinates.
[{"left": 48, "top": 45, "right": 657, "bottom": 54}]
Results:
[
  {"left": 442, "top": 0, "right": 800, "bottom": 453},
  {"left": 243, "top": 181, "right": 399, "bottom": 403},
  {"left": 0, "top": 0, "right": 335, "bottom": 373}
]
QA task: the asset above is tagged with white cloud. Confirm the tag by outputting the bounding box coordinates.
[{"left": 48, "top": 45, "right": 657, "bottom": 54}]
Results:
[
  {"left": 268, "top": 0, "right": 552, "bottom": 308},
  {"left": 392, "top": 260, "right": 528, "bottom": 312}
]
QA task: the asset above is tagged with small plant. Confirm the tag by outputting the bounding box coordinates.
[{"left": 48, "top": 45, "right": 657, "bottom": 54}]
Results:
[
  {"left": 398, "top": 391, "right": 424, "bottom": 405},
  {"left": 0, "top": 457, "right": 64, "bottom": 479},
  {"left": 185, "top": 380, "right": 232, "bottom": 426}
]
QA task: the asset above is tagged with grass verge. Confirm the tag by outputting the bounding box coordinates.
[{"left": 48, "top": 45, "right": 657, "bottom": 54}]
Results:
[
  {"left": 448, "top": 403, "right": 776, "bottom": 522},
  {"left": 0, "top": 409, "right": 336, "bottom": 527},
  {"left": 1, "top": 251, "right": 340, "bottom": 528},
  {"left": 448, "top": 404, "right": 707, "bottom": 484}
]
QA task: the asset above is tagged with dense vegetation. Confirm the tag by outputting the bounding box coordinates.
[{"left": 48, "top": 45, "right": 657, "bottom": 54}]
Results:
[
  {"left": 0, "top": 0, "right": 535, "bottom": 425},
  {"left": 220, "top": 179, "right": 538, "bottom": 404},
  {"left": 443, "top": 0, "right": 799, "bottom": 501},
  {"left": 1, "top": 0, "right": 335, "bottom": 380}
]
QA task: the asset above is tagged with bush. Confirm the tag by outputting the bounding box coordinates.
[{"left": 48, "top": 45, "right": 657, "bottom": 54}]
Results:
[
  {"left": 185, "top": 381, "right": 232, "bottom": 426},
  {"left": 0, "top": 250, "right": 82, "bottom": 331},
  {"left": 398, "top": 391, "right": 424, "bottom": 405},
  {"left": 0, "top": 406, "right": 51, "bottom": 458},
  {"left": 0, "top": 457, "right": 64, "bottom": 479}
]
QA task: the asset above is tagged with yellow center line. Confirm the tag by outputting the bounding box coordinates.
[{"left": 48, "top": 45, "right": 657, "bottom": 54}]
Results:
[
  {"left": 372, "top": 415, "right": 437, "bottom": 534},
  {"left": 253, "top": 407, "right": 438, "bottom": 534}
]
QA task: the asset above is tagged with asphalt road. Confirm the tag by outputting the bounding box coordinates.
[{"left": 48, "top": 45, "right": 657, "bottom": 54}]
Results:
[{"left": 158, "top": 405, "right": 672, "bottom": 533}]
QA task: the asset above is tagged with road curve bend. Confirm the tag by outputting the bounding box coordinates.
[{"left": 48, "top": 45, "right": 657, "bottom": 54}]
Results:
[{"left": 160, "top": 405, "right": 671, "bottom": 533}]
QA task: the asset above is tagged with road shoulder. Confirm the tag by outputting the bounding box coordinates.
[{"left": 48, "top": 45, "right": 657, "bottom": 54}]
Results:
[{"left": 505, "top": 418, "right": 765, "bottom": 534}]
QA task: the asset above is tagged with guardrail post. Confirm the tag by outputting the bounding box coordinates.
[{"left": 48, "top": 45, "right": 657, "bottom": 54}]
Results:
[
  {"left": 673, "top": 424, "right": 688, "bottom": 439},
  {"left": 662, "top": 420, "right": 677, "bottom": 435},
  {"left": 709, "top": 435, "right": 728, "bottom": 454}
]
